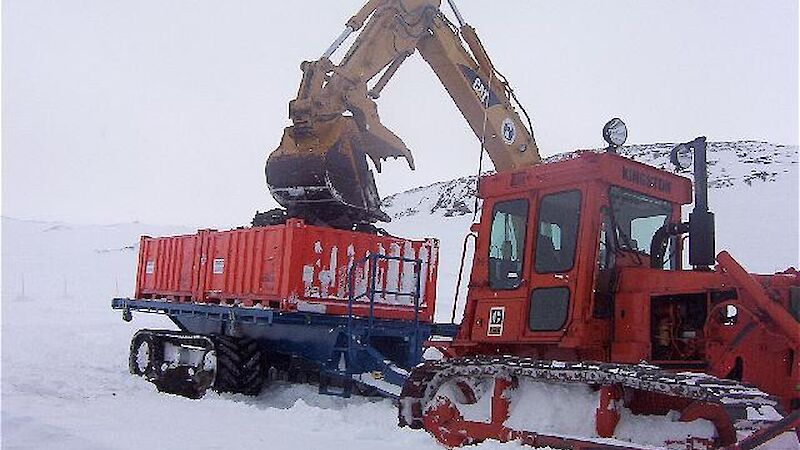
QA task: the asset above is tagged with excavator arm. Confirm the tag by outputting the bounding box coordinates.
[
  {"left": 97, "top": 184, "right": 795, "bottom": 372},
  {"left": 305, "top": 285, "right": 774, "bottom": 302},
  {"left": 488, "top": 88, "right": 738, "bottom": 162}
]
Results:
[
  {"left": 417, "top": 7, "right": 540, "bottom": 170},
  {"left": 266, "top": 0, "right": 539, "bottom": 229}
]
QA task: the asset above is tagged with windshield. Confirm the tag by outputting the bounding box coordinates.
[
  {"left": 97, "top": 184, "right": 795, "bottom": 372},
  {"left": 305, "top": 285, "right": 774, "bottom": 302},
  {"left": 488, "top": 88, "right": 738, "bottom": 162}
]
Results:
[{"left": 609, "top": 186, "right": 672, "bottom": 255}]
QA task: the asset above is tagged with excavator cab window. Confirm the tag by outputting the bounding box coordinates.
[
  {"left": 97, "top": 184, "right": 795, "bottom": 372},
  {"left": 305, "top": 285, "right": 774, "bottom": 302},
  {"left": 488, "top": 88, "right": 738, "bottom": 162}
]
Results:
[
  {"left": 597, "top": 208, "right": 616, "bottom": 271},
  {"left": 488, "top": 199, "right": 529, "bottom": 289}
]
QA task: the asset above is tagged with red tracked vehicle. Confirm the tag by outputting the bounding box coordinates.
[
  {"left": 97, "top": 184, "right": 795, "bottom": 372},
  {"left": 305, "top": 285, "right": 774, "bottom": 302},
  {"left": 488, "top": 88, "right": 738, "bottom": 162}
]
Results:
[{"left": 397, "top": 141, "right": 800, "bottom": 449}]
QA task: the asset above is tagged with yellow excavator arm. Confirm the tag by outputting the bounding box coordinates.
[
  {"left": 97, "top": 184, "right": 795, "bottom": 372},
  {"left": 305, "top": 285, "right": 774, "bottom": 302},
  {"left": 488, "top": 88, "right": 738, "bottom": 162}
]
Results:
[{"left": 266, "top": 0, "right": 540, "bottom": 229}]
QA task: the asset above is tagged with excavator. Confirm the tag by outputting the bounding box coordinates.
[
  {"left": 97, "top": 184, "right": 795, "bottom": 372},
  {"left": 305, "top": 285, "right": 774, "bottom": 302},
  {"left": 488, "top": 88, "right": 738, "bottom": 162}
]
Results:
[{"left": 111, "top": 0, "right": 798, "bottom": 448}]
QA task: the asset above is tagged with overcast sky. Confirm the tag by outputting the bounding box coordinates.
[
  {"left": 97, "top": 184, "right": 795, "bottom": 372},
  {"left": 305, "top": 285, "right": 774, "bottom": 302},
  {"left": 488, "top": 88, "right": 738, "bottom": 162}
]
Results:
[{"left": 3, "top": 0, "right": 798, "bottom": 227}]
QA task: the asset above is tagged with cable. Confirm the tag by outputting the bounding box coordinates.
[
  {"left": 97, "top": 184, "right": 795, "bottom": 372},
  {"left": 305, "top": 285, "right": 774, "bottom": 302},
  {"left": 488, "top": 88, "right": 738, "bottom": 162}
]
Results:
[{"left": 472, "top": 66, "right": 494, "bottom": 222}]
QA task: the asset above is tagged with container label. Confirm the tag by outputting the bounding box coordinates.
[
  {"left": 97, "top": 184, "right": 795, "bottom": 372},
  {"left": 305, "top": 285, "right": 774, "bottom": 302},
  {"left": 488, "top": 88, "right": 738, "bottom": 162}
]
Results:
[
  {"left": 487, "top": 306, "right": 505, "bottom": 336},
  {"left": 212, "top": 258, "right": 225, "bottom": 274},
  {"left": 145, "top": 261, "right": 155, "bottom": 274}
]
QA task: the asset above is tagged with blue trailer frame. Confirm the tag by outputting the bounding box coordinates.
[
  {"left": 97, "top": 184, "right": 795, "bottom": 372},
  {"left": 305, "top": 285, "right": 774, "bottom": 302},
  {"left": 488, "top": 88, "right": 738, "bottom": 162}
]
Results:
[{"left": 112, "top": 253, "right": 459, "bottom": 398}]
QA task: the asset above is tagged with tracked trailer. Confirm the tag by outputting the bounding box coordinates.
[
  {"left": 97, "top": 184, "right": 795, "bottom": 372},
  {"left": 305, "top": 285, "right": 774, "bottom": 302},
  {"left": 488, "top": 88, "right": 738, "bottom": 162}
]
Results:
[
  {"left": 116, "top": 219, "right": 456, "bottom": 398},
  {"left": 113, "top": 0, "right": 800, "bottom": 448}
]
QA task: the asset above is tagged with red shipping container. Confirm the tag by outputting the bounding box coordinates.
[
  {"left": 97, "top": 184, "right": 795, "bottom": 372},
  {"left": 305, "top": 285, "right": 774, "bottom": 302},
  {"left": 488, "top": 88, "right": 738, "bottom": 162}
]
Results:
[
  {"left": 136, "top": 232, "right": 202, "bottom": 300},
  {"left": 135, "top": 219, "right": 439, "bottom": 322}
]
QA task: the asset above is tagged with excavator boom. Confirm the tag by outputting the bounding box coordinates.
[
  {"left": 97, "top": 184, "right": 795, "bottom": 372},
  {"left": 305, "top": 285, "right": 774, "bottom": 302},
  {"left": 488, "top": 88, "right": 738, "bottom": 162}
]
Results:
[{"left": 266, "top": 0, "right": 539, "bottom": 228}]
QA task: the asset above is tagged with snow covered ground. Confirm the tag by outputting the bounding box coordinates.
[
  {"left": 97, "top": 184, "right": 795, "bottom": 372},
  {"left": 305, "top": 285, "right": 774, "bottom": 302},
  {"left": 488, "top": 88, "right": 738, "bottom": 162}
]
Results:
[{"left": 2, "top": 141, "right": 798, "bottom": 449}]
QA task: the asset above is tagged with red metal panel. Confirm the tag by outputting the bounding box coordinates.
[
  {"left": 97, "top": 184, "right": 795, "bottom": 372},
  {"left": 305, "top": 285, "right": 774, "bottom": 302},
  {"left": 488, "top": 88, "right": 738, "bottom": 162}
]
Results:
[
  {"left": 479, "top": 152, "right": 692, "bottom": 206},
  {"left": 280, "top": 219, "right": 438, "bottom": 322},
  {"left": 136, "top": 234, "right": 197, "bottom": 299},
  {"left": 205, "top": 231, "right": 229, "bottom": 297},
  {"left": 199, "top": 227, "right": 287, "bottom": 306},
  {"left": 134, "top": 236, "right": 149, "bottom": 298}
]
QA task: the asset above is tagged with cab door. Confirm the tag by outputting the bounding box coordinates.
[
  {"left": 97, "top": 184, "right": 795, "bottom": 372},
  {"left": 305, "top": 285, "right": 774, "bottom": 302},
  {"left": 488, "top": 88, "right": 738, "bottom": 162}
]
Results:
[
  {"left": 524, "top": 189, "right": 584, "bottom": 341},
  {"left": 468, "top": 195, "right": 533, "bottom": 342}
]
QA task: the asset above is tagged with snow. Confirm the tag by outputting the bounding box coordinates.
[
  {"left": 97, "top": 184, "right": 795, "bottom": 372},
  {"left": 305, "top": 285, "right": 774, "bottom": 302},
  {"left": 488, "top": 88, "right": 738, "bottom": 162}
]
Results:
[
  {"left": 614, "top": 409, "right": 715, "bottom": 448},
  {"left": 2, "top": 141, "right": 798, "bottom": 449},
  {"left": 504, "top": 381, "right": 600, "bottom": 438},
  {"left": 0, "top": 221, "right": 442, "bottom": 449},
  {"left": 429, "top": 378, "right": 495, "bottom": 424},
  {"left": 423, "top": 347, "right": 445, "bottom": 361}
]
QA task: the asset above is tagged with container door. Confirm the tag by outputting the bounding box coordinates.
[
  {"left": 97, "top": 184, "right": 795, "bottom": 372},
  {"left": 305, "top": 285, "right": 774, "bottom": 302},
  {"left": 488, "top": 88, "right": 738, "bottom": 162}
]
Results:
[{"left": 524, "top": 189, "right": 583, "bottom": 341}]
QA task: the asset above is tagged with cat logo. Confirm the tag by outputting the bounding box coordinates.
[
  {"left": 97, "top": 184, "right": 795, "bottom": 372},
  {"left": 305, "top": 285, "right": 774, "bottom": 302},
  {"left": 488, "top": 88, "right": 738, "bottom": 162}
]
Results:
[{"left": 487, "top": 306, "right": 505, "bottom": 336}]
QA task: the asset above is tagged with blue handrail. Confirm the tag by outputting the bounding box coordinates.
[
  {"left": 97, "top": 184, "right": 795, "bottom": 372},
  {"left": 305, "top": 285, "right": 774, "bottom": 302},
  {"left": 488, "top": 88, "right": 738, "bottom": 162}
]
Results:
[{"left": 344, "top": 253, "right": 425, "bottom": 376}]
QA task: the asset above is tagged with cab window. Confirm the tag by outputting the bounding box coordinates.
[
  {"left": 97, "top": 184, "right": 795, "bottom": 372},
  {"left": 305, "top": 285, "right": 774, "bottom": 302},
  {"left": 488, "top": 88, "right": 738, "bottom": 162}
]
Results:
[
  {"left": 609, "top": 187, "right": 671, "bottom": 255},
  {"left": 529, "top": 287, "right": 570, "bottom": 331},
  {"left": 488, "top": 199, "right": 529, "bottom": 289},
  {"left": 535, "top": 190, "right": 582, "bottom": 273}
]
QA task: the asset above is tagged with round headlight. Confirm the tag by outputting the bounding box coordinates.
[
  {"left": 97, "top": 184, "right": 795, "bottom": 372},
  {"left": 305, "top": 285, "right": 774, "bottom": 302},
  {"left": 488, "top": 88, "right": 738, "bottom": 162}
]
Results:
[
  {"left": 670, "top": 143, "right": 693, "bottom": 170},
  {"left": 603, "top": 118, "right": 628, "bottom": 147}
]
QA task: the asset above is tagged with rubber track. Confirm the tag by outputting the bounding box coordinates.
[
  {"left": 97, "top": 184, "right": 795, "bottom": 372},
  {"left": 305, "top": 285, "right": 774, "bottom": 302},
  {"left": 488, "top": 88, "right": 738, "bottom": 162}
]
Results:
[
  {"left": 129, "top": 329, "right": 215, "bottom": 399},
  {"left": 399, "top": 355, "right": 783, "bottom": 437}
]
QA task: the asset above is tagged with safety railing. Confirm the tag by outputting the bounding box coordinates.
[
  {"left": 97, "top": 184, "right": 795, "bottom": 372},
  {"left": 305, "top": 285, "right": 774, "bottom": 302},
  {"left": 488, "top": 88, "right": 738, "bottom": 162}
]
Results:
[{"left": 344, "top": 253, "right": 424, "bottom": 375}]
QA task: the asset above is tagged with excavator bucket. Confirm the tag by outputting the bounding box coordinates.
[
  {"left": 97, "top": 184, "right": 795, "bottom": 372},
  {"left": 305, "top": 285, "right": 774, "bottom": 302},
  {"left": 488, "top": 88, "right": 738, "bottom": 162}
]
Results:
[{"left": 266, "top": 117, "right": 401, "bottom": 228}]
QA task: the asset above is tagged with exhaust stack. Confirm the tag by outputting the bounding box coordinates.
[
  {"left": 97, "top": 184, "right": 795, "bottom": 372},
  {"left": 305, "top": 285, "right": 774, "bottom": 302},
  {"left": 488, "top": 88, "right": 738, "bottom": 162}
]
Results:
[{"left": 671, "top": 136, "right": 715, "bottom": 269}]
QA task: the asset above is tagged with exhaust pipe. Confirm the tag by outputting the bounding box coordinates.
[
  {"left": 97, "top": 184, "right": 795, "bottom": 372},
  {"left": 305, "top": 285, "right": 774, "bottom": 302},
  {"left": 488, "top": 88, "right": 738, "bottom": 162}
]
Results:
[{"left": 671, "top": 136, "right": 715, "bottom": 269}]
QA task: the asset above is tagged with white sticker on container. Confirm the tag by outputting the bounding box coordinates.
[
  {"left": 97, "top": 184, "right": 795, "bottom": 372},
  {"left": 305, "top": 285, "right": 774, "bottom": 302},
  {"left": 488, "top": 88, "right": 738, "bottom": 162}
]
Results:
[
  {"left": 145, "top": 261, "right": 155, "bottom": 274},
  {"left": 212, "top": 258, "right": 225, "bottom": 274},
  {"left": 302, "top": 265, "right": 315, "bottom": 283}
]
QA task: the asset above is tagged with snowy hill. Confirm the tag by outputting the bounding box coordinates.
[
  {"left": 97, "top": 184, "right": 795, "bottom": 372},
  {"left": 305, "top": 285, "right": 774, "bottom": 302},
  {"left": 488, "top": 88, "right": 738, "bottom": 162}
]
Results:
[{"left": 2, "top": 140, "right": 798, "bottom": 449}]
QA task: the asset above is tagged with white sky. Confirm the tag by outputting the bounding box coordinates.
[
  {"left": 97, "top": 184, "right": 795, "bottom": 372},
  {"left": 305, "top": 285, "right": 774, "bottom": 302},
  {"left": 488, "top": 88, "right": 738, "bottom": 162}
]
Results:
[{"left": 3, "top": 0, "right": 798, "bottom": 227}]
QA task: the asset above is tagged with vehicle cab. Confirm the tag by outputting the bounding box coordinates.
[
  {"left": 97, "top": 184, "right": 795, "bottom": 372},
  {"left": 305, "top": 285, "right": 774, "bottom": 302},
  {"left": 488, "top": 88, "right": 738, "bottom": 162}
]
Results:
[{"left": 453, "top": 149, "right": 693, "bottom": 363}]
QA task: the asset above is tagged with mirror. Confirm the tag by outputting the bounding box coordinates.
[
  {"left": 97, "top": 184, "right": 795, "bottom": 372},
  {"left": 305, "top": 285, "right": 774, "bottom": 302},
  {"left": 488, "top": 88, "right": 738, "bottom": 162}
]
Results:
[{"left": 670, "top": 143, "right": 693, "bottom": 171}]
